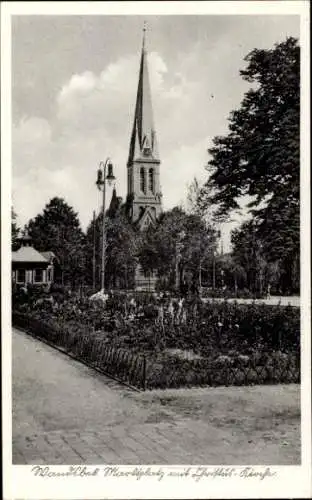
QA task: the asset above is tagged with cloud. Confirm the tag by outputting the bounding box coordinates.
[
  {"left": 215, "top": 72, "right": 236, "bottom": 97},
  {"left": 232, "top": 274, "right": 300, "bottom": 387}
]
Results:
[
  {"left": 11, "top": 15, "right": 300, "bottom": 254},
  {"left": 13, "top": 23, "right": 297, "bottom": 249},
  {"left": 12, "top": 44, "right": 252, "bottom": 255},
  {"left": 16, "top": 37, "right": 269, "bottom": 261},
  {"left": 55, "top": 52, "right": 167, "bottom": 132},
  {"left": 12, "top": 52, "right": 171, "bottom": 228}
]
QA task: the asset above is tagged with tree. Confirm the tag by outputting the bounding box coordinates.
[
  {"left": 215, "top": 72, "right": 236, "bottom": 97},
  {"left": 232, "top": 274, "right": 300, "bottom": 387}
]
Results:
[
  {"left": 85, "top": 208, "right": 137, "bottom": 290},
  {"left": 185, "top": 177, "right": 202, "bottom": 216},
  {"left": 27, "top": 197, "right": 86, "bottom": 289},
  {"left": 216, "top": 253, "right": 247, "bottom": 292},
  {"left": 11, "top": 207, "right": 20, "bottom": 250},
  {"left": 231, "top": 221, "right": 264, "bottom": 293},
  {"left": 139, "top": 206, "right": 218, "bottom": 290},
  {"left": 231, "top": 219, "right": 293, "bottom": 295},
  {"left": 202, "top": 37, "right": 300, "bottom": 292}
]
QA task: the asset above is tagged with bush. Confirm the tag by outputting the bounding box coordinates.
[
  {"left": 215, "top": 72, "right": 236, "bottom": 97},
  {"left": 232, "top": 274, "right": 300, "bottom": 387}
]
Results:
[
  {"left": 12, "top": 283, "right": 48, "bottom": 309},
  {"left": 49, "top": 283, "right": 70, "bottom": 303},
  {"left": 145, "top": 350, "right": 300, "bottom": 389},
  {"left": 12, "top": 291, "right": 300, "bottom": 390},
  {"left": 13, "top": 293, "right": 300, "bottom": 355}
]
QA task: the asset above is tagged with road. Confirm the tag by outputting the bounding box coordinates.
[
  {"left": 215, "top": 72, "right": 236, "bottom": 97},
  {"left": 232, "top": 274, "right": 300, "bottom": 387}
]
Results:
[
  {"left": 202, "top": 296, "right": 300, "bottom": 307},
  {"left": 12, "top": 328, "right": 300, "bottom": 465}
]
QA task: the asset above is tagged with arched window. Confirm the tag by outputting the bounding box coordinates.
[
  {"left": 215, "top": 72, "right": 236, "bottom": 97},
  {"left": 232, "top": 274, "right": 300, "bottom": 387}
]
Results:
[
  {"left": 140, "top": 167, "right": 146, "bottom": 193},
  {"left": 148, "top": 168, "right": 154, "bottom": 192}
]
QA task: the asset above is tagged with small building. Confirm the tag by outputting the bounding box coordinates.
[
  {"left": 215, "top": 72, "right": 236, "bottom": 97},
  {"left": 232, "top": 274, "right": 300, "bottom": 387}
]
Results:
[{"left": 12, "top": 231, "right": 56, "bottom": 286}]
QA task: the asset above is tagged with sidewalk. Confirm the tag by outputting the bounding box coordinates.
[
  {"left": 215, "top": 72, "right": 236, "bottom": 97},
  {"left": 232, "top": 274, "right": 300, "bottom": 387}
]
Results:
[
  {"left": 202, "top": 296, "right": 300, "bottom": 307},
  {"left": 12, "top": 328, "right": 300, "bottom": 465}
]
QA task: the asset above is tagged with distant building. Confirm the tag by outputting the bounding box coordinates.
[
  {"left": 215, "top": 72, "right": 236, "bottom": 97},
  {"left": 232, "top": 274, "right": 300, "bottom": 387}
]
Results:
[
  {"left": 110, "top": 28, "right": 163, "bottom": 291},
  {"left": 12, "top": 230, "right": 56, "bottom": 287}
]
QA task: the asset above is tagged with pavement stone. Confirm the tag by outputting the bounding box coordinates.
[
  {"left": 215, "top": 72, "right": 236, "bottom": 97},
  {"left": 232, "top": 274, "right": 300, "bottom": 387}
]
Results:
[
  {"left": 12, "top": 422, "right": 214, "bottom": 464},
  {"left": 12, "top": 327, "right": 300, "bottom": 465}
]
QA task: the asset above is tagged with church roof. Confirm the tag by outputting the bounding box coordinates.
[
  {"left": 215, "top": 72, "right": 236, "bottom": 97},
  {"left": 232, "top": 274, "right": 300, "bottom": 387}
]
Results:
[
  {"left": 12, "top": 246, "right": 49, "bottom": 264},
  {"left": 107, "top": 187, "right": 122, "bottom": 217},
  {"left": 128, "top": 27, "right": 159, "bottom": 165},
  {"left": 135, "top": 206, "right": 156, "bottom": 230}
]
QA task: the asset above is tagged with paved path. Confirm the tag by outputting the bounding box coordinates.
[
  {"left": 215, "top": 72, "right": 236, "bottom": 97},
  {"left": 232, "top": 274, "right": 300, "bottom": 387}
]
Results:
[
  {"left": 12, "top": 328, "right": 300, "bottom": 465},
  {"left": 202, "top": 296, "right": 300, "bottom": 307}
]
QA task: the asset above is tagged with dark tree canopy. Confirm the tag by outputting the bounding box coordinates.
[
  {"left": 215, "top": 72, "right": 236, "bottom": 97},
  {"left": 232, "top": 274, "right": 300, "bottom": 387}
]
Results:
[
  {"left": 28, "top": 197, "right": 86, "bottom": 288},
  {"left": 85, "top": 207, "right": 137, "bottom": 290},
  {"left": 231, "top": 219, "right": 299, "bottom": 294},
  {"left": 202, "top": 37, "right": 300, "bottom": 291},
  {"left": 139, "top": 206, "right": 218, "bottom": 289},
  {"left": 204, "top": 37, "right": 299, "bottom": 220}
]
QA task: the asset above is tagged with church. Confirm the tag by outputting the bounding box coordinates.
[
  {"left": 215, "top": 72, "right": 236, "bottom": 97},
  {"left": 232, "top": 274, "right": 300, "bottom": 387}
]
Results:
[{"left": 109, "top": 29, "right": 163, "bottom": 291}]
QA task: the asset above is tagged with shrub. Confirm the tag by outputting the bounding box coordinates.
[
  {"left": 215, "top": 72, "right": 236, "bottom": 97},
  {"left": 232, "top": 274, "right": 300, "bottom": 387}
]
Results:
[{"left": 12, "top": 290, "right": 300, "bottom": 389}]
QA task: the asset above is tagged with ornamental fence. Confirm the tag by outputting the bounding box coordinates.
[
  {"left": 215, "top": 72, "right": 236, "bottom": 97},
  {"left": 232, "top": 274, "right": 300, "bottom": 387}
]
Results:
[
  {"left": 12, "top": 312, "right": 146, "bottom": 390},
  {"left": 146, "top": 354, "right": 300, "bottom": 390},
  {"left": 13, "top": 312, "right": 300, "bottom": 391}
]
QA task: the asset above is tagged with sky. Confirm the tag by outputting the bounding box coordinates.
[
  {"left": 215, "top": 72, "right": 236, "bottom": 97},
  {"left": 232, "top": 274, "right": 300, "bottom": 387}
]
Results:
[{"left": 12, "top": 14, "right": 300, "bottom": 251}]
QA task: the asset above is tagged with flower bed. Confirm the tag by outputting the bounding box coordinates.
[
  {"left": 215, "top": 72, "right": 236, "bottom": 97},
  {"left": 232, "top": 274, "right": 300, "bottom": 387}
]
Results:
[{"left": 12, "top": 292, "right": 300, "bottom": 390}]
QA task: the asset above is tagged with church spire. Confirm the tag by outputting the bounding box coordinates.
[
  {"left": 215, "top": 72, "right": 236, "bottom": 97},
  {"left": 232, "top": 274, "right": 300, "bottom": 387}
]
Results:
[
  {"left": 128, "top": 23, "right": 159, "bottom": 165},
  {"left": 142, "top": 20, "right": 147, "bottom": 51}
]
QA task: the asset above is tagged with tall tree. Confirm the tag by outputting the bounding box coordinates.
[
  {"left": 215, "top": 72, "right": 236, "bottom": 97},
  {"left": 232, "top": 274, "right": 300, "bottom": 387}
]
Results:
[
  {"left": 27, "top": 197, "right": 86, "bottom": 289},
  {"left": 139, "top": 206, "right": 218, "bottom": 290},
  {"left": 85, "top": 208, "right": 137, "bottom": 290},
  {"left": 231, "top": 220, "right": 266, "bottom": 293},
  {"left": 231, "top": 220, "right": 293, "bottom": 294},
  {"left": 185, "top": 177, "right": 202, "bottom": 216},
  {"left": 202, "top": 37, "right": 300, "bottom": 292}
]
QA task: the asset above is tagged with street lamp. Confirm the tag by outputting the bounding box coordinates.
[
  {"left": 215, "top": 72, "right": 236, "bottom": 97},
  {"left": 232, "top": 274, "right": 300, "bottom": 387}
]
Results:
[
  {"left": 96, "top": 158, "right": 116, "bottom": 292},
  {"left": 175, "top": 230, "right": 186, "bottom": 293},
  {"left": 212, "top": 250, "right": 216, "bottom": 291}
]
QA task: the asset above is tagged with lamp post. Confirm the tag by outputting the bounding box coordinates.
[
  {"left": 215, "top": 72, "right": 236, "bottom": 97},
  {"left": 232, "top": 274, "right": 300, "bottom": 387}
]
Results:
[
  {"left": 92, "top": 210, "right": 96, "bottom": 291},
  {"left": 212, "top": 251, "right": 216, "bottom": 290},
  {"left": 175, "top": 230, "right": 186, "bottom": 293},
  {"left": 96, "top": 158, "right": 116, "bottom": 292}
]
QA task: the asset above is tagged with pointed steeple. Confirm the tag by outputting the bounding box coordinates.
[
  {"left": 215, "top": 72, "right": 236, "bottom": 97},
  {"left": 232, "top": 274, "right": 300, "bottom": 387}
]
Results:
[
  {"left": 128, "top": 24, "right": 159, "bottom": 164},
  {"left": 107, "top": 186, "right": 120, "bottom": 218}
]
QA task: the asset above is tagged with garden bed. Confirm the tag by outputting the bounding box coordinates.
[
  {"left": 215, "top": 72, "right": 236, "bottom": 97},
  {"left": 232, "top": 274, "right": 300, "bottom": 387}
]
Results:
[{"left": 12, "top": 292, "right": 300, "bottom": 390}]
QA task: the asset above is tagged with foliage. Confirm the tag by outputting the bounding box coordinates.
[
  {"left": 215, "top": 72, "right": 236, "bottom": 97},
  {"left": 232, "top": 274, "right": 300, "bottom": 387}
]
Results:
[
  {"left": 185, "top": 177, "right": 204, "bottom": 217},
  {"left": 146, "top": 350, "right": 299, "bottom": 389},
  {"left": 13, "top": 311, "right": 146, "bottom": 389},
  {"left": 13, "top": 291, "right": 300, "bottom": 389},
  {"left": 27, "top": 197, "right": 86, "bottom": 289},
  {"left": 14, "top": 292, "right": 300, "bottom": 354},
  {"left": 138, "top": 206, "right": 218, "bottom": 289},
  {"left": 85, "top": 210, "right": 137, "bottom": 290},
  {"left": 202, "top": 37, "right": 300, "bottom": 292},
  {"left": 231, "top": 219, "right": 299, "bottom": 294}
]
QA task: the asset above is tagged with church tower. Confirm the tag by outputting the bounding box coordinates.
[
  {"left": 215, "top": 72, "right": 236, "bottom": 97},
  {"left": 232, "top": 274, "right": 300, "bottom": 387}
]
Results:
[{"left": 127, "top": 26, "right": 162, "bottom": 230}]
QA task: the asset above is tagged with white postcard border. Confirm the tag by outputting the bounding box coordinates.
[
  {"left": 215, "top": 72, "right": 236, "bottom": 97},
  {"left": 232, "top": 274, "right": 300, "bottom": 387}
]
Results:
[{"left": 1, "top": 2, "right": 311, "bottom": 499}]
